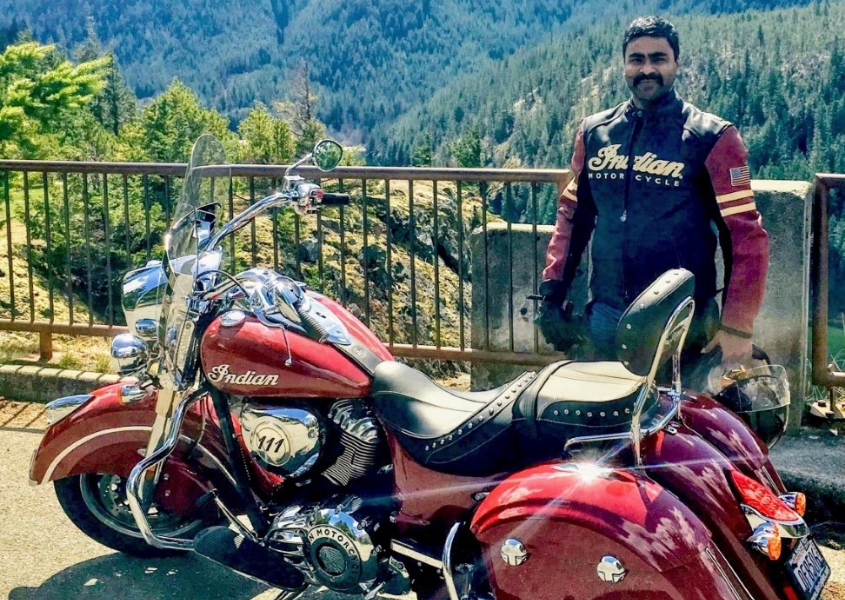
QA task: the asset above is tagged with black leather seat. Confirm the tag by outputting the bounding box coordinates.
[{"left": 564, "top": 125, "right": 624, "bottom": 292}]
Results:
[
  {"left": 371, "top": 361, "right": 538, "bottom": 475},
  {"left": 372, "top": 269, "right": 696, "bottom": 476}
]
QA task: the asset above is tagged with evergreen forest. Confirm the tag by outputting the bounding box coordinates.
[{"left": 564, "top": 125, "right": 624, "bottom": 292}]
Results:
[{"left": 0, "top": 0, "right": 843, "bottom": 344}]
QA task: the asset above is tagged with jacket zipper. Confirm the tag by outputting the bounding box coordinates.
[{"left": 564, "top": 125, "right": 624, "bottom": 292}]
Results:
[{"left": 622, "top": 110, "right": 643, "bottom": 303}]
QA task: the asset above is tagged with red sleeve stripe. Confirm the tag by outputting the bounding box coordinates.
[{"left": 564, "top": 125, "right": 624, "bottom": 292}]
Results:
[
  {"left": 716, "top": 190, "right": 754, "bottom": 204},
  {"left": 720, "top": 202, "right": 757, "bottom": 217}
]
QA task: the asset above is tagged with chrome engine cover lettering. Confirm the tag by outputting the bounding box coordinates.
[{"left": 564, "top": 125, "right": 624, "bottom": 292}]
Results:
[
  {"left": 240, "top": 405, "right": 321, "bottom": 477},
  {"left": 306, "top": 504, "right": 378, "bottom": 591},
  {"left": 208, "top": 365, "right": 279, "bottom": 386},
  {"left": 268, "top": 497, "right": 380, "bottom": 593},
  {"left": 597, "top": 556, "right": 627, "bottom": 583}
]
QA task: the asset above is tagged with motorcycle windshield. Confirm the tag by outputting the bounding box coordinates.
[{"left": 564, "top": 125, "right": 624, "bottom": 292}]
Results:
[{"left": 159, "top": 135, "right": 229, "bottom": 389}]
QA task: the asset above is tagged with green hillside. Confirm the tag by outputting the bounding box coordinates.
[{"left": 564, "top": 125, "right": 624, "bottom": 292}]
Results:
[
  {"left": 383, "top": 3, "right": 844, "bottom": 199},
  {"left": 0, "top": 0, "right": 822, "bottom": 137}
]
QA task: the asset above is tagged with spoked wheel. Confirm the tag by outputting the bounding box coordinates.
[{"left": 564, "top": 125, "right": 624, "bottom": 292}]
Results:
[{"left": 55, "top": 473, "right": 210, "bottom": 557}]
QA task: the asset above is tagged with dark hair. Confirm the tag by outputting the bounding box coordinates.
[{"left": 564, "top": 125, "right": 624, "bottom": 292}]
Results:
[{"left": 622, "top": 16, "right": 680, "bottom": 59}]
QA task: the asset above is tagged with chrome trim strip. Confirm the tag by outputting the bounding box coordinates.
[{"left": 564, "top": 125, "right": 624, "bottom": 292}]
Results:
[
  {"left": 741, "top": 504, "right": 809, "bottom": 539},
  {"left": 442, "top": 523, "right": 461, "bottom": 600},
  {"left": 706, "top": 545, "right": 755, "bottom": 600},
  {"left": 758, "top": 468, "right": 781, "bottom": 493},
  {"left": 45, "top": 394, "right": 93, "bottom": 425},
  {"left": 564, "top": 431, "right": 633, "bottom": 452},
  {"left": 704, "top": 548, "right": 744, "bottom": 600},
  {"left": 391, "top": 541, "right": 443, "bottom": 569}
]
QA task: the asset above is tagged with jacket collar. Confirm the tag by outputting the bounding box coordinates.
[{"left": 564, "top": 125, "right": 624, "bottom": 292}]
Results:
[{"left": 624, "top": 88, "right": 683, "bottom": 119}]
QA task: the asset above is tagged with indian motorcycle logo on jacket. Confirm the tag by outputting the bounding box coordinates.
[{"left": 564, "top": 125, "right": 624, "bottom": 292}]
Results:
[{"left": 587, "top": 144, "right": 686, "bottom": 187}]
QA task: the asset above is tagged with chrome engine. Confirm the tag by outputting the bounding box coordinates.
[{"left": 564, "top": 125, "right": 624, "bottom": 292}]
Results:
[
  {"left": 322, "top": 401, "right": 383, "bottom": 486},
  {"left": 239, "top": 399, "right": 385, "bottom": 484},
  {"left": 269, "top": 496, "right": 392, "bottom": 593}
]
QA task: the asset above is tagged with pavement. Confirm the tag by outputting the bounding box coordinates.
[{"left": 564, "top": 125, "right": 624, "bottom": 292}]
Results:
[{"left": 770, "top": 423, "right": 845, "bottom": 520}]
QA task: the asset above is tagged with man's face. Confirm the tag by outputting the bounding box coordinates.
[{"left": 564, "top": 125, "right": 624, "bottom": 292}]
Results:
[{"left": 624, "top": 36, "right": 679, "bottom": 107}]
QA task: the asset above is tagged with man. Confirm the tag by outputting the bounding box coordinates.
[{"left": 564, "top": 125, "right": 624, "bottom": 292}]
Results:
[{"left": 537, "top": 16, "right": 769, "bottom": 367}]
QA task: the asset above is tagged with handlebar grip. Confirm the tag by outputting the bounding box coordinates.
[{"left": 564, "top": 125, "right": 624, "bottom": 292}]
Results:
[{"left": 321, "top": 193, "right": 350, "bottom": 206}]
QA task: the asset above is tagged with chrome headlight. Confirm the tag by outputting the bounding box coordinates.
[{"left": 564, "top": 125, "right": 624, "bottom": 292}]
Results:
[{"left": 111, "top": 334, "right": 150, "bottom": 377}]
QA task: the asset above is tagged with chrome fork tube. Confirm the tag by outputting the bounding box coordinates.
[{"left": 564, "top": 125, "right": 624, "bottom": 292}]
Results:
[{"left": 126, "top": 389, "right": 203, "bottom": 550}]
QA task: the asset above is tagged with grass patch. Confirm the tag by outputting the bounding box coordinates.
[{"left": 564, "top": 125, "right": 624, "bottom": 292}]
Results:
[{"left": 56, "top": 353, "right": 84, "bottom": 370}]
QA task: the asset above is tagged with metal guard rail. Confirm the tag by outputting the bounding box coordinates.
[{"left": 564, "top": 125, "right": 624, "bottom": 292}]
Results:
[
  {"left": 0, "top": 159, "right": 570, "bottom": 365},
  {"left": 811, "top": 174, "right": 845, "bottom": 387}
]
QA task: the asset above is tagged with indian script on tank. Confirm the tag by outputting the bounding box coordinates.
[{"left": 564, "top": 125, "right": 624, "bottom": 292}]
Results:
[{"left": 207, "top": 365, "right": 280, "bottom": 386}]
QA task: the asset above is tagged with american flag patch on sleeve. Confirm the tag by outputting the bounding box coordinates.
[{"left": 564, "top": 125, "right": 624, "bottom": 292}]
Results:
[{"left": 729, "top": 166, "right": 751, "bottom": 187}]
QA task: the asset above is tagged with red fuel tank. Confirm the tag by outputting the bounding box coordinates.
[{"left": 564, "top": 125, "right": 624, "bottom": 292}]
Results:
[{"left": 200, "top": 314, "right": 373, "bottom": 398}]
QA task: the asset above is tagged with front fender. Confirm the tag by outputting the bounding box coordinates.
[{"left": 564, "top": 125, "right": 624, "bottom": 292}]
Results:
[
  {"left": 29, "top": 383, "right": 237, "bottom": 516},
  {"left": 469, "top": 463, "right": 730, "bottom": 600},
  {"left": 30, "top": 383, "right": 159, "bottom": 485}
]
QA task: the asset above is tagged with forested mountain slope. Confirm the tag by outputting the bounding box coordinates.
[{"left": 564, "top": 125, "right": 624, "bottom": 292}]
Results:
[
  {"left": 0, "top": 0, "right": 820, "bottom": 136},
  {"left": 382, "top": 1, "right": 844, "bottom": 210}
]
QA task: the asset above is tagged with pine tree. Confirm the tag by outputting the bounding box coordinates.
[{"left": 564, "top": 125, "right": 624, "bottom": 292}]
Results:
[{"left": 0, "top": 42, "right": 109, "bottom": 157}]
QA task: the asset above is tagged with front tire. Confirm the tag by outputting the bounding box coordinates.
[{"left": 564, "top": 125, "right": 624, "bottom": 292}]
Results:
[{"left": 55, "top": 473, "right": 209, "bottom": 557}]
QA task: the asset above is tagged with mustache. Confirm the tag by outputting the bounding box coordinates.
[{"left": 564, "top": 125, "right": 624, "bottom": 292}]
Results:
[{"left": 634, "top": 73, "right": 664, "bottom": 86}]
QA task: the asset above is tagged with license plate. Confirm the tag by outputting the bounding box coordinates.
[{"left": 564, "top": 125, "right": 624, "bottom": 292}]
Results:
[{"left": 787, "top": 537, "right": 830, "bottom": 600}]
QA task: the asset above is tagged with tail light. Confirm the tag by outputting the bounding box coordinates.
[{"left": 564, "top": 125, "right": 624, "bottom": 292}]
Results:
[{"left": 729, "top": 470, "right": 800, "bottom": 523}]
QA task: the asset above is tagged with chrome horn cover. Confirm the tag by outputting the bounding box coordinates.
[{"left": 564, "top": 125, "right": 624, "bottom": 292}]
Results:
[{"left": 111, "top": 334, "right": 150, "bottom": 377}]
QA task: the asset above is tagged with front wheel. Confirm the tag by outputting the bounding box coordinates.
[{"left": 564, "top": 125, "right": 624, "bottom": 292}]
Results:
[{"left": 55, "top": 473, "right": 210, "bottom": 557}]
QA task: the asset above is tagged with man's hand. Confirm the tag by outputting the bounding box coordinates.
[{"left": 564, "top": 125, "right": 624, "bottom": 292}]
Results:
[
  {"left": 702, "top": 329, "right": 753, "bottom": 364},
  {"left": 535, "top": 300, "right": 585, "bottom": 353}
]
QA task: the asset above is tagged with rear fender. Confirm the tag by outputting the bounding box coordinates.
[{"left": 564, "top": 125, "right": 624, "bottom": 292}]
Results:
[
  {"left": 29, "top": 383, "right": 238, "bottom": 516},
  {"left": 641, "top": 423, "right": 790, "bottom": 599},
  {"left": 680, "top": 392, "right": 781, "bottom": 480},
  {"left": 470, "top": 463, "right": 726, "bottom": 600}
]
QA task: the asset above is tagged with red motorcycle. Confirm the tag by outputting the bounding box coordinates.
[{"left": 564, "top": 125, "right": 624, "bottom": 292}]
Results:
[{"left": 30, "top": 135, "right": 829, "bottom": 600}]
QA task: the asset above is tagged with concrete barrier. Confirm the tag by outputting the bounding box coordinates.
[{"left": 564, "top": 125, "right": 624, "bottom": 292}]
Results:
[
  {"left": 471, "top": 181, "right": 812, "bottom": 430},
  {"left": 0, "top": 364, "right": 131, "bottom": 403}
]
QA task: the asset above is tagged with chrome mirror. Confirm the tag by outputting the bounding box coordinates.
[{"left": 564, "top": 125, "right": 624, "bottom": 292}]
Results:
[
  {"left": 195, "top": 202, "right": 218, "bottom": 247},
  {"left": 312, "top": 140, "right": 343, "bottom": 171}
]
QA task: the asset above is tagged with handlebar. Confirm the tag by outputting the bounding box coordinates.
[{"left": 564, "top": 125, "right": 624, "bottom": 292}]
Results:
[{"left": 321, "top": 192, "right": 350, "bottom": 206}]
